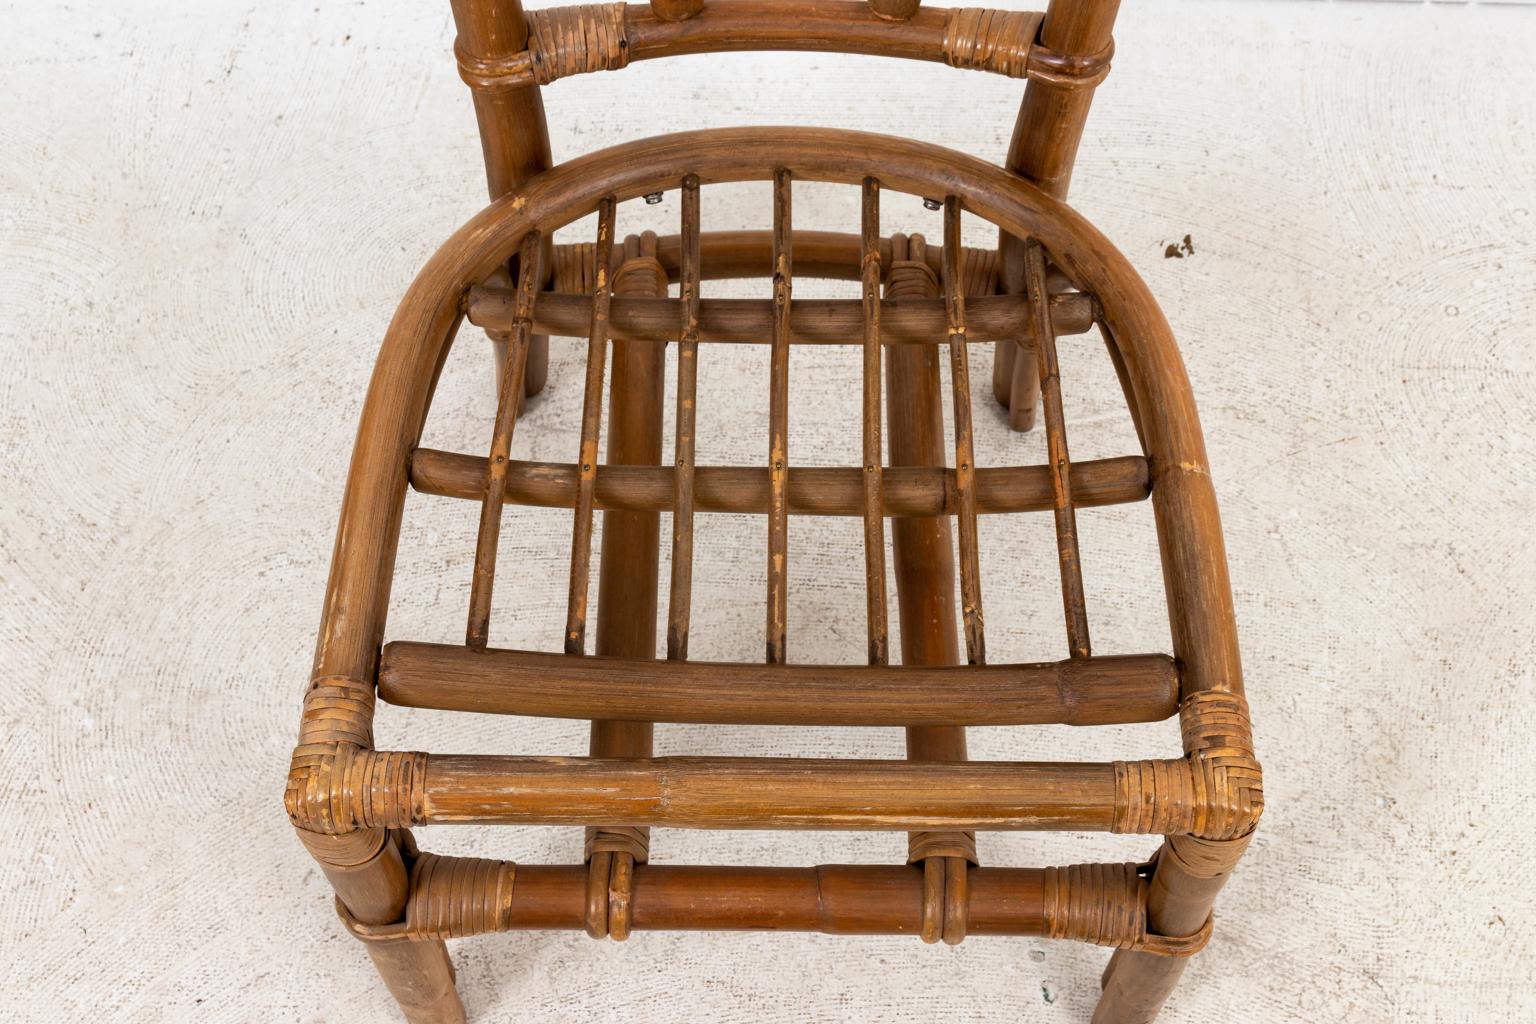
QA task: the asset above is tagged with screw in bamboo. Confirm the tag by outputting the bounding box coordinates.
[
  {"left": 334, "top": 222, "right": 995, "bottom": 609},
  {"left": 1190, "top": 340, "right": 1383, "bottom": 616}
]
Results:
[
  {"left": 466, "top": 231, "right": 543, "bottom": 651},
  {"left": 859, "top": 178, "right": 890, "bottom": 668},
  {"left": 766, "top": 169, "right": 793, "bottom": 665},
  {"left": 1024, "top": 239, "right": 1091, "bottom": 658},
  {"left": 667, "top": 175, "right": 702, "bottom": 662}
]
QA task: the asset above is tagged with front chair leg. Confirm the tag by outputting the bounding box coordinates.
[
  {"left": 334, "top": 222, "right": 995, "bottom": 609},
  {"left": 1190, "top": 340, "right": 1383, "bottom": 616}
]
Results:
[
  {"left": 1093, "top": 833, "right": 1252, "bottom": 1024},
  {"left": 300, "top": 828, "right": 467, "bottom": 1024}
]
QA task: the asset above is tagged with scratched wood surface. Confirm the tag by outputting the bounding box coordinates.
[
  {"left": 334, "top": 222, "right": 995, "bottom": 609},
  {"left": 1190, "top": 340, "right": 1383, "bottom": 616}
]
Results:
[{"left": 2, "top": 0, "right": 1534, "bottom": 1020}]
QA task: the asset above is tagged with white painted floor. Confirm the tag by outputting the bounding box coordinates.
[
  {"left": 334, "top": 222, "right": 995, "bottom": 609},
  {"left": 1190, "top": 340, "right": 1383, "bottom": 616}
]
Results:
[{"left": 3, "top": 0, "right": 1534, "bottom": 1021}]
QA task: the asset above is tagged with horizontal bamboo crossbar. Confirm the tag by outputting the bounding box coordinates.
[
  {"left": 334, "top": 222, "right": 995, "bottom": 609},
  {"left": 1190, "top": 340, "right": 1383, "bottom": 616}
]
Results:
[
  {"left": 378, "top": 642, "right": 1180, "bottom": 726},
  {"left": 334, "top": 859, "right": 1205, "bottom": 955},
  {"left": 466, "top": 288, "right": 1095, "bottom": 344},
  {"left": 414, "top": 755, "right": 1118, "bottom": 830},
  {"left": 409, "top": 450, "right": 1150, "bottom": 516},
  {"left": 455, "top": 3, "right": 1110, "bottom": 91},
  {"left": 567, "top": 230, "right": 1020, "bottom": 286}
]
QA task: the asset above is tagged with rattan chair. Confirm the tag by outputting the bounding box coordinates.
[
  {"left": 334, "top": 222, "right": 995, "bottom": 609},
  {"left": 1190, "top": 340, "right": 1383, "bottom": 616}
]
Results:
[{"left": 284, "top": 2, "right": 1263, "bottom": 1021}]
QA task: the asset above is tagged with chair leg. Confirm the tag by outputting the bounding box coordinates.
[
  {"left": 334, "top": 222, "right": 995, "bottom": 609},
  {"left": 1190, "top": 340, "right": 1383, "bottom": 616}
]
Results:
[
  {"left": 1091, "top": 834, "right": 1250, "bottom": 1024},
  {"left": 1005, "top": 339, "right": 1039, "bottom": 432},
  {"left": 489, "top": 330, "right": 549, "bottom": 418},
  {"left": 302, "top": 829, "right": 467, "bottom": 1024},
  {"left": 362, "top": 939, "right": 465, "bottom": 1024}
]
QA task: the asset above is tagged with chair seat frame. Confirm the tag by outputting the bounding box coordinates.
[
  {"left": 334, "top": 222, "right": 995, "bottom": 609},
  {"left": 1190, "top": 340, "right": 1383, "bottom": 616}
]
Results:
[{"left": 286, "top": 4, "right": 1263, "bottom": 1022}]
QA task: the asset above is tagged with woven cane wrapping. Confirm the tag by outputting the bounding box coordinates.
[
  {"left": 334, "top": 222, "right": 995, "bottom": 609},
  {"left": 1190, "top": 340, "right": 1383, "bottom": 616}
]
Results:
[
  {"left": 527, "top": 4, "right": 630, "bottom": 86},
  {"left": 1042, "top": 863, "right": 1210, "bottom": 956},
  {"left": 1112, "top": 691, "right": 1263, "bottom": 840},
  {"left": 285, "top": 745, "right": 425, "bottom": 834},
  {"left": 403, "top": 854, "right": 518, "bottom": 941},
  {"left": 942, "top": 9, "right": 1042, "bottom": 79}
]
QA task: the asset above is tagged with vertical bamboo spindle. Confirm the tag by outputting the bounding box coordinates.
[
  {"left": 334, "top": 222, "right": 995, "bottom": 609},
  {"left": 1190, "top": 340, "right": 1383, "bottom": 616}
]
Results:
[
  {"left": 1024, "top": 239, "right": 1091, "bottom": 658},
  {"left": 860, "top": 178, "right": 890, "bottom": 667},
  {"left": 466, "top": 231, "right": 543, "bottom": 650},
  {"left": 994, "top": 0, "right": 1122, "bottom": 428},
  {"left": 448, "top": 0, "right": 554, "bottom": 399},
  {"left": 766, "top": 169, "right": 793, "bottom": 664},
  {"left": 564, "top": 198, "right": 618, "bottom": 655},
  {"left": 943, "top": 198, "right": 986, "bottom": 667},
  {"left": 667, "top": 175, "right": 702, "bottom": 662}
]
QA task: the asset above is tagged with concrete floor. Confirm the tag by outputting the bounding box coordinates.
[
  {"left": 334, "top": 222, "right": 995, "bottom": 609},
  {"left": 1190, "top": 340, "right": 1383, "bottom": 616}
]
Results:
[{"left": 3, "top": 0, "right": 1534, "bottom": 1020}]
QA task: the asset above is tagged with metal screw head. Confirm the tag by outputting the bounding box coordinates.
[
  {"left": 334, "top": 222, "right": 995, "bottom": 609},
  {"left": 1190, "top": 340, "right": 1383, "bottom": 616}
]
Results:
[
  {"left": 644, "top": 191, "right": 664, "bottom": 205},
  {"left": 923, "top": 197, "right": 942, "bottom": 211}
]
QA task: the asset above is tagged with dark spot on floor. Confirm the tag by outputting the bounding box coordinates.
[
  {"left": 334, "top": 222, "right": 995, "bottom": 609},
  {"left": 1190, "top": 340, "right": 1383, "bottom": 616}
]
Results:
[{"left": 1163, "top": 234, "right": 1196, "bottom": 259}]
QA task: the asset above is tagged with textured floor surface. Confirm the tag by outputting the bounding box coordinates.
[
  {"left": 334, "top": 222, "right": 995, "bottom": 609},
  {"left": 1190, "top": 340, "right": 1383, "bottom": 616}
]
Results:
[{"left": 3, "top": 0, "right": 1534, "bottom": 1021}]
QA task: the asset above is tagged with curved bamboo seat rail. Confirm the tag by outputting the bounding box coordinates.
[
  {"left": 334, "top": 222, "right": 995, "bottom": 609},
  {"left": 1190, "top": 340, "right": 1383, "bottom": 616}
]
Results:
[{"left": 286, "top": 1, "right": 1261, "bottom": 1019}]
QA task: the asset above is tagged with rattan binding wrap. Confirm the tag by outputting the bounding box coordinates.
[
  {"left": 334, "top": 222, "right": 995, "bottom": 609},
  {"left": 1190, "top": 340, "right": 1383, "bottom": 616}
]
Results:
[
  {"left": 1111, "top": 691, "right": 1263, "bottom": 840},
  {"left": 527, "top": 3, "right": 630, "bottom": 85},
  {"left": 339, "top": 854, "right": 518, "bottom": 943},
  {"left": 1042, "top": 863, "right": 1210, "bottom": 956},
  {"left": 942, "top": 8, "right": 1042, "bottom": 78}
]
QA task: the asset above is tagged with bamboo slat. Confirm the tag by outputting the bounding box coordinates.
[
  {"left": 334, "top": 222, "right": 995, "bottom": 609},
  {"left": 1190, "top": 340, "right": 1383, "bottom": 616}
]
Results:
[
  {"left": 466, "top": 288, "right": 1094, "bottom": 345},
  {"left": 378, "top": 641, "right": 1181, "bottom": 726},
  {"left": 563, "top": 198, "right": 617, "bottom": 656},
  {"left": 1025, "top": 239, "right": 1091, "bottom": 658},
  {"left": 943, "top": 198, "right": 986, "bottom": 667},
  {"left": 412, "top": 450, "right": 1150, "bottom": 517},
  {"left": 667, "top": 175, "right": 702, "bottom": 661},
  {"left": 465, "top": 231, "right": 543, "bottom": 651},
  {"left": 766, "top": 168, "right": 792, "bottom": 664},
  {"left": 860, "top": 178, "right": 890, "bottom": 667}
]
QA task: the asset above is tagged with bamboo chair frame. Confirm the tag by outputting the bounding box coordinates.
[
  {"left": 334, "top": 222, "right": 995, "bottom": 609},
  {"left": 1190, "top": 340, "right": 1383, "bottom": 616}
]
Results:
[{"left": 285, "top": 3, "right": 1261, "bottom": 1023}]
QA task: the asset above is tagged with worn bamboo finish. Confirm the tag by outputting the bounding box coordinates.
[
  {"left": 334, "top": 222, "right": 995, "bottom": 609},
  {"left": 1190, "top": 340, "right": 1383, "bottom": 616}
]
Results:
[
  {"left": 418, "top": 755, "right": 1119, "bottom": 831},
  {"left": 379, "top": 642, "right": 1181, "bottom": 726},
  {"left": 766, "top": 169, "right": 793, "bottom": 665},
  {"left": 290, "top": 102, "right": 1261, "bottom": 1022}
]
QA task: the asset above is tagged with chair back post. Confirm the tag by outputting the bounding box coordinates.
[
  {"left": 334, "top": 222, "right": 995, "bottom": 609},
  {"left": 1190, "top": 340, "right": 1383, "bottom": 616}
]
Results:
[
  {"left": 994, "top": 0, "right": 1122, "bottom": 429},
  {"left": 450, "top": 0, "right": 554, "bottom": 395}
]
